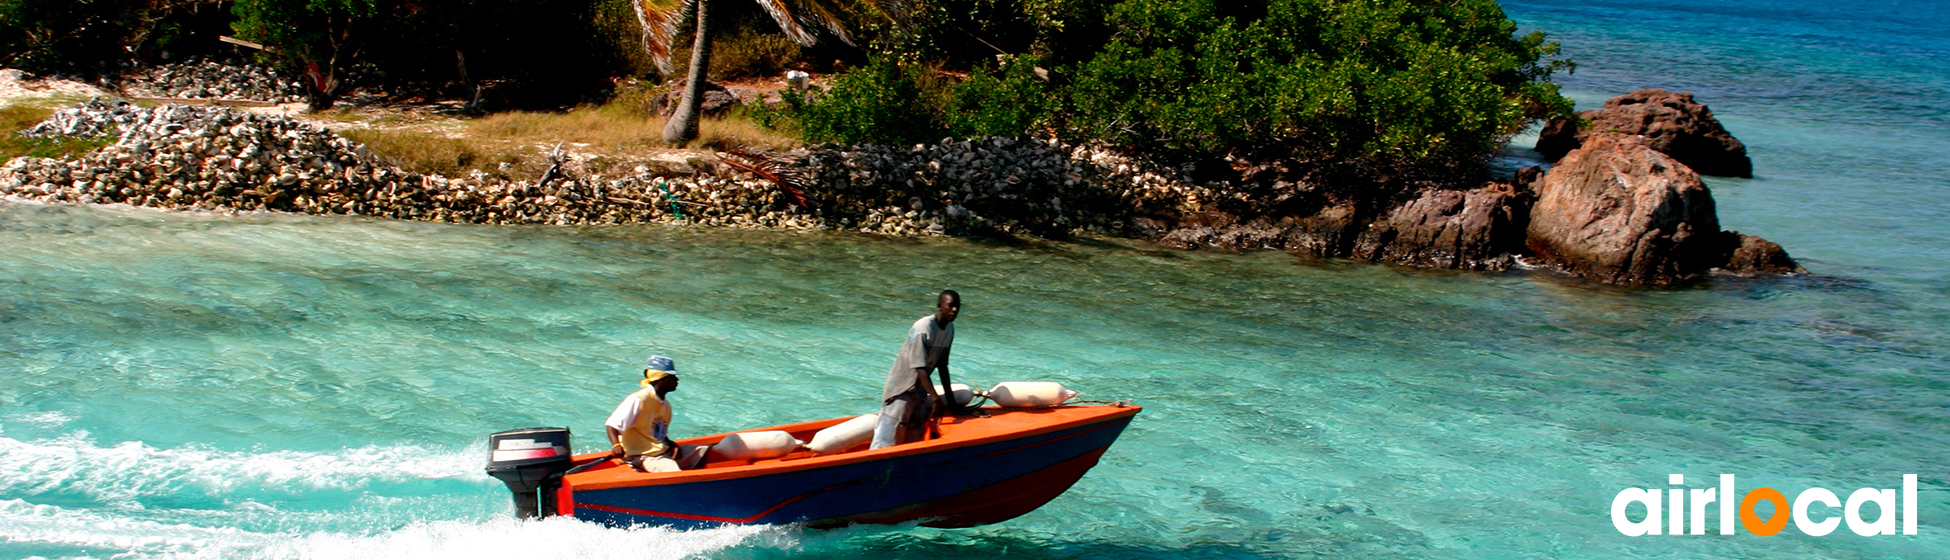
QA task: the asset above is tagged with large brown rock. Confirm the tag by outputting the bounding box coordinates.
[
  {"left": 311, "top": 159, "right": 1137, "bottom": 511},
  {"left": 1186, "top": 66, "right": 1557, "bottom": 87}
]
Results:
[
  {"left": 1535, "top": 89, "right": 1753, "bottom": 177},
  {"left": 1282, "top": 204, "right": 1364, "bottom": 257},
  {"left": 1352, "top": 183, "right": 1531, "bottom": 270},
  {"left": 1526, "top": 135, "right": 1732, "bottom": 285}
]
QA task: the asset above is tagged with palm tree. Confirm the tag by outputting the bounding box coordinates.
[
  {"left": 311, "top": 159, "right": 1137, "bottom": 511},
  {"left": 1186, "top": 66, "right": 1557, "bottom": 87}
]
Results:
[{"left": 634, "top": 0, "right": 906, "bottom": 145}]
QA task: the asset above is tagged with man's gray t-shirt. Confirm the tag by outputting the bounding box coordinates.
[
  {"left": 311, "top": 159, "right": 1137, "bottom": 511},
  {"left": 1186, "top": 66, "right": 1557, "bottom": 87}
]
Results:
[{"left": 881, "top": 314, "right": 954, "bottom": 402}]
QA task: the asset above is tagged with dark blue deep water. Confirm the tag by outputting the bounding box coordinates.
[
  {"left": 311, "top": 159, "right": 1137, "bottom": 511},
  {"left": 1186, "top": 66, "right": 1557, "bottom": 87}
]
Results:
[{"left": 1, "top": 1, "right": 1946, "bottom": 558}]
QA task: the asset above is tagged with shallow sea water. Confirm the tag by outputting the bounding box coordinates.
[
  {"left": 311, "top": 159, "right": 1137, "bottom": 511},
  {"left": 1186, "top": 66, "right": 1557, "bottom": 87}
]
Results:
[{"left": 3, "top": 1, "right": 1948, "bottom": 558}]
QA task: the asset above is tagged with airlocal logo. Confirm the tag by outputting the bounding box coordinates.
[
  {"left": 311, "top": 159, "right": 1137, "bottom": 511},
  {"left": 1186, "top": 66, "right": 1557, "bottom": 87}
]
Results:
[{"left": 1613, "top": 474, "right": 1918, "bottom": 536}]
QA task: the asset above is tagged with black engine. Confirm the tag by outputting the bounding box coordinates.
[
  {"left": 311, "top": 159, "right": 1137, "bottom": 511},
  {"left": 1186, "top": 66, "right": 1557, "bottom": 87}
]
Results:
[{"left": 484, "top": 427, "right": 575, "bottom": 519}]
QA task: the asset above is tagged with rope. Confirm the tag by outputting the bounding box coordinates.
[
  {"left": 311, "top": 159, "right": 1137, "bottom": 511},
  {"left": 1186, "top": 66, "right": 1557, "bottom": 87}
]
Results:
[{"left": 655, "top": 178, "right": 686, "bottom": 220}]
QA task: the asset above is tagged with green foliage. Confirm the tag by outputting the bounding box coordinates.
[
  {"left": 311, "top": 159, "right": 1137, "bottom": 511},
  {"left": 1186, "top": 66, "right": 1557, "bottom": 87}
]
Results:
[
  {"left": 761, "top": 54, "right": 1057, "bottom": 145},
  {"left": 771, "top": 0, "right": 1571, "bottom": 176},
  {"left": 228, "top": 0, "right": 380, "bottom": 59},
  {"left": 229, "top": 0, "right": 377, "bottom": 107},
  {"left": 944, "top": 56, "right": 1056, "bottom": 137},
  {"left": 1067, "top": 0, "right": 1574, "bottom": 165},
  {"left": 785, "top": 55, "right": 948, "bottom": 145}
]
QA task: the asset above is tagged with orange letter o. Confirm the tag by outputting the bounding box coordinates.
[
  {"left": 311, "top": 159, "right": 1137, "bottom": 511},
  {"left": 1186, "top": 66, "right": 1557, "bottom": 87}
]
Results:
[{"left": 1741, "top": 488, "right": 1790, "bottom": 536}]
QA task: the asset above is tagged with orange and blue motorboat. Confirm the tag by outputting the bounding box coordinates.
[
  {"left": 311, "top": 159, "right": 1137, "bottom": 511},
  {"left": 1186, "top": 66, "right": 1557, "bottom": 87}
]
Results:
[{"left": 486, "top": 403, "right": 1140, "bottom": 529}]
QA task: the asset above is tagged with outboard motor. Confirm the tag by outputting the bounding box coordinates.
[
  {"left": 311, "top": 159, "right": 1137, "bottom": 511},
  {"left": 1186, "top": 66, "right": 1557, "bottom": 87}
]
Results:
[{"left": 485, "top": 427, "right": 575, "bottom": 519}]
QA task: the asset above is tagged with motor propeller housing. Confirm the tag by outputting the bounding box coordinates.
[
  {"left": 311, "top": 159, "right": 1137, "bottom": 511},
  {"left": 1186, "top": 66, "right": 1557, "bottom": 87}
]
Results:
[{"left": 485, "top": 427, "right": 574, "bottom": 519}]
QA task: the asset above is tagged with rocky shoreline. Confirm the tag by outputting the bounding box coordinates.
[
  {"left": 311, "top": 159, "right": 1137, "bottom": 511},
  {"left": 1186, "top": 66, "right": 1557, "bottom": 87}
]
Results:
[
  {"left": 1139, "top": 89, "right": 1802, "bottom": 284},
  {"left": 2, "top": 91, "right": 1802, "bottom": 286},
  {"left": 0, "top": 99, "right": 1195, "bottom": 235}
]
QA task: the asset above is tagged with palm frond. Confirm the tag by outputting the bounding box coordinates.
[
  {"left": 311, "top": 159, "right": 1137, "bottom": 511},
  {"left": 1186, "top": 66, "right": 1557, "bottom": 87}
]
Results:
[
  {"left": 865, "top": 0, "right": 915, "bottom": 30},
  {"left": 633, "top": 0, "right": 694, "bottom": 73},
  {"left": 752, "top": 0, "right": 844, "bottom": 46},
  {"left": 718, "top": 146, "right": 816, "bottom": 209}
]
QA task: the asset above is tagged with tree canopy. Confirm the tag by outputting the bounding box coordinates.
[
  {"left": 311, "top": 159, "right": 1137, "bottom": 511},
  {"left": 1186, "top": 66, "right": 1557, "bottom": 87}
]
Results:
[{"left": 1067, "top": 0, "right": 1572, "bottom": 165}]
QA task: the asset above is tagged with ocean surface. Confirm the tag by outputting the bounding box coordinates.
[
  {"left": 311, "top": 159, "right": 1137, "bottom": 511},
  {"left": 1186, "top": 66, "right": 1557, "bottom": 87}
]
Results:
[{"left": 3, "top": 0, "right": 1948, "bottom": 558}]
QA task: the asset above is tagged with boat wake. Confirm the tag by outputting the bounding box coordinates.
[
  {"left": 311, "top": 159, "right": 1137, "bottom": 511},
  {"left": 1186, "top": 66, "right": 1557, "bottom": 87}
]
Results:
[
  {"left": 0, "top": 431, "right": 488, "bottom": 507},
  {"left": 0, "top": 499, "right": 797, "bottom": 560},
  {"left": 0, "top": 429, "right": 802, "bottom": 559}
]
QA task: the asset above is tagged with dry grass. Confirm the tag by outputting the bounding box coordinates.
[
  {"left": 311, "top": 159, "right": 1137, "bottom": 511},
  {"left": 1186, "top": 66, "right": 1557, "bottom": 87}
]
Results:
[
  {"left": 694, "top": 112, "right": 799, "bottom": 151},
  {"left": 319, "top": 107, "right": 372, "bottom": 123},
  {"left": 341, "top": 128, "right": 532, "bottom": 179},
  {"left": 334, "top": 84, "right": 800, "bottom": 180},
  {"left": 467, "top": 97, "right": 797, "bottom": 152},
  {"left": 469, "top": 109, "right": 667, "bottom": 153}
]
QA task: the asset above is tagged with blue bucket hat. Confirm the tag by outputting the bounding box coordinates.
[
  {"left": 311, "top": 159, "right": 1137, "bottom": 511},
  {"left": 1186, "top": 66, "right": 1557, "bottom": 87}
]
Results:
[{"left": 644, "top": 354, "right": 679, "bottom": 378}]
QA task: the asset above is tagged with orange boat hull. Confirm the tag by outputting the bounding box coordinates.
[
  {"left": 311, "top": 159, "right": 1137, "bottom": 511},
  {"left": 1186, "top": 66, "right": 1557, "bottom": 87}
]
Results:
[{"left": 555, "top": 404, "right": 1140, "bottom": 528}]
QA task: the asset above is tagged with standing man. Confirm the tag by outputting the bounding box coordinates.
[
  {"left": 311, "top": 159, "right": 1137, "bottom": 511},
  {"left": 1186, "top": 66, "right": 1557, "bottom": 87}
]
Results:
[
  {"left": 605, "top": 354, "right": 708, "bottom": 472},
  {"left": 872, "top": 290, "right": 965, "bottom": 449}
]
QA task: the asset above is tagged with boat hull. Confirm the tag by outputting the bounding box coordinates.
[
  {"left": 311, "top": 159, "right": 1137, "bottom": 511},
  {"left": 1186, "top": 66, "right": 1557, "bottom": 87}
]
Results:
[{"left": 556, "top": 405, "right": 1139, "bottom": 529}]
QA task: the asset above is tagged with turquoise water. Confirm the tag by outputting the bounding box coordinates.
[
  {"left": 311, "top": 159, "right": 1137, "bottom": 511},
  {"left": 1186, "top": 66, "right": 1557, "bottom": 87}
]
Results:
[{"left": 4, "top": 1, "right": 1949, "bottom": 558}]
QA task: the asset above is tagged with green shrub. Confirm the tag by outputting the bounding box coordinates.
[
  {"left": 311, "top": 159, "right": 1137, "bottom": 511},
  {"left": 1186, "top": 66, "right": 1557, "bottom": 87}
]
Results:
[
  {"left": 1066, "top": 0, "right": 1574, "bottom": 165},
  {"left": 761, "top": 54, "right": 1057, "bottom": 144},
  {"left": 785, "top": 55, "right": 948, "bottom": 145},
  {"left": 944, "top": 56, "right": 1056, "bottom": 138}
]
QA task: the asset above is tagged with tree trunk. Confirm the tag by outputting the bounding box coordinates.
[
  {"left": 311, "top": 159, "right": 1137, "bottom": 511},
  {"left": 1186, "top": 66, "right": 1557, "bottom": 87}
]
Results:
[
  {"left": 305, "top": 60, "right": 339, "bottom": 112},
  {"left": 304, "top": 13, "right": 356, "bottom": 112},
  {"left": 661, "top": 0, "right": 713, "bottom": 146},
  {"left": 458, "top": 48, "right": 484, "bottom": 114}
]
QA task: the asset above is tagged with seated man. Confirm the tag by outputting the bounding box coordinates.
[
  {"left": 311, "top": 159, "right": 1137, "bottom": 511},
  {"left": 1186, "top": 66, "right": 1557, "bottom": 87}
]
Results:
[{"left": 605, "top": 354, "right": 709, "bottom": 472}]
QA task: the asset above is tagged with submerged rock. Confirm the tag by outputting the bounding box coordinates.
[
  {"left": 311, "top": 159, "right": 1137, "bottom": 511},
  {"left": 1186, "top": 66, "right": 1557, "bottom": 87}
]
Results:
[
  {"left": 1720, "top": 233, "right": 1805, "bottom": 276},
  {"left": 1535, "top": 88, "right": 1753, "bottom": 178}
]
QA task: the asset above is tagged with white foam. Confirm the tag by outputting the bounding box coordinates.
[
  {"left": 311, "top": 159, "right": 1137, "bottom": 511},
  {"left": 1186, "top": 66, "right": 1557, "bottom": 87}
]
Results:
[
  {"left": 269, "top": 516, "right": 795, "bottom": 560},
  {"left": 0, "top": 498, "right": 260, "bottom": 558},
  {"left": 0, "top": 499, "right": 796, "bottom": 560},
  {"left": 0, "top": 432, "right": 488, "bottom": 507},
  {"left": 4, "top": 410, "right": 75, "bottom": 429}
]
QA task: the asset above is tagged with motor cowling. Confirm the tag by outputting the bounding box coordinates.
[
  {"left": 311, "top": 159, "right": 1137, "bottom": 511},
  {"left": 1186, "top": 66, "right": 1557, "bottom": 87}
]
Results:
[{"left": 485, "top": 427, "right": 574, "bottom": 519}]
